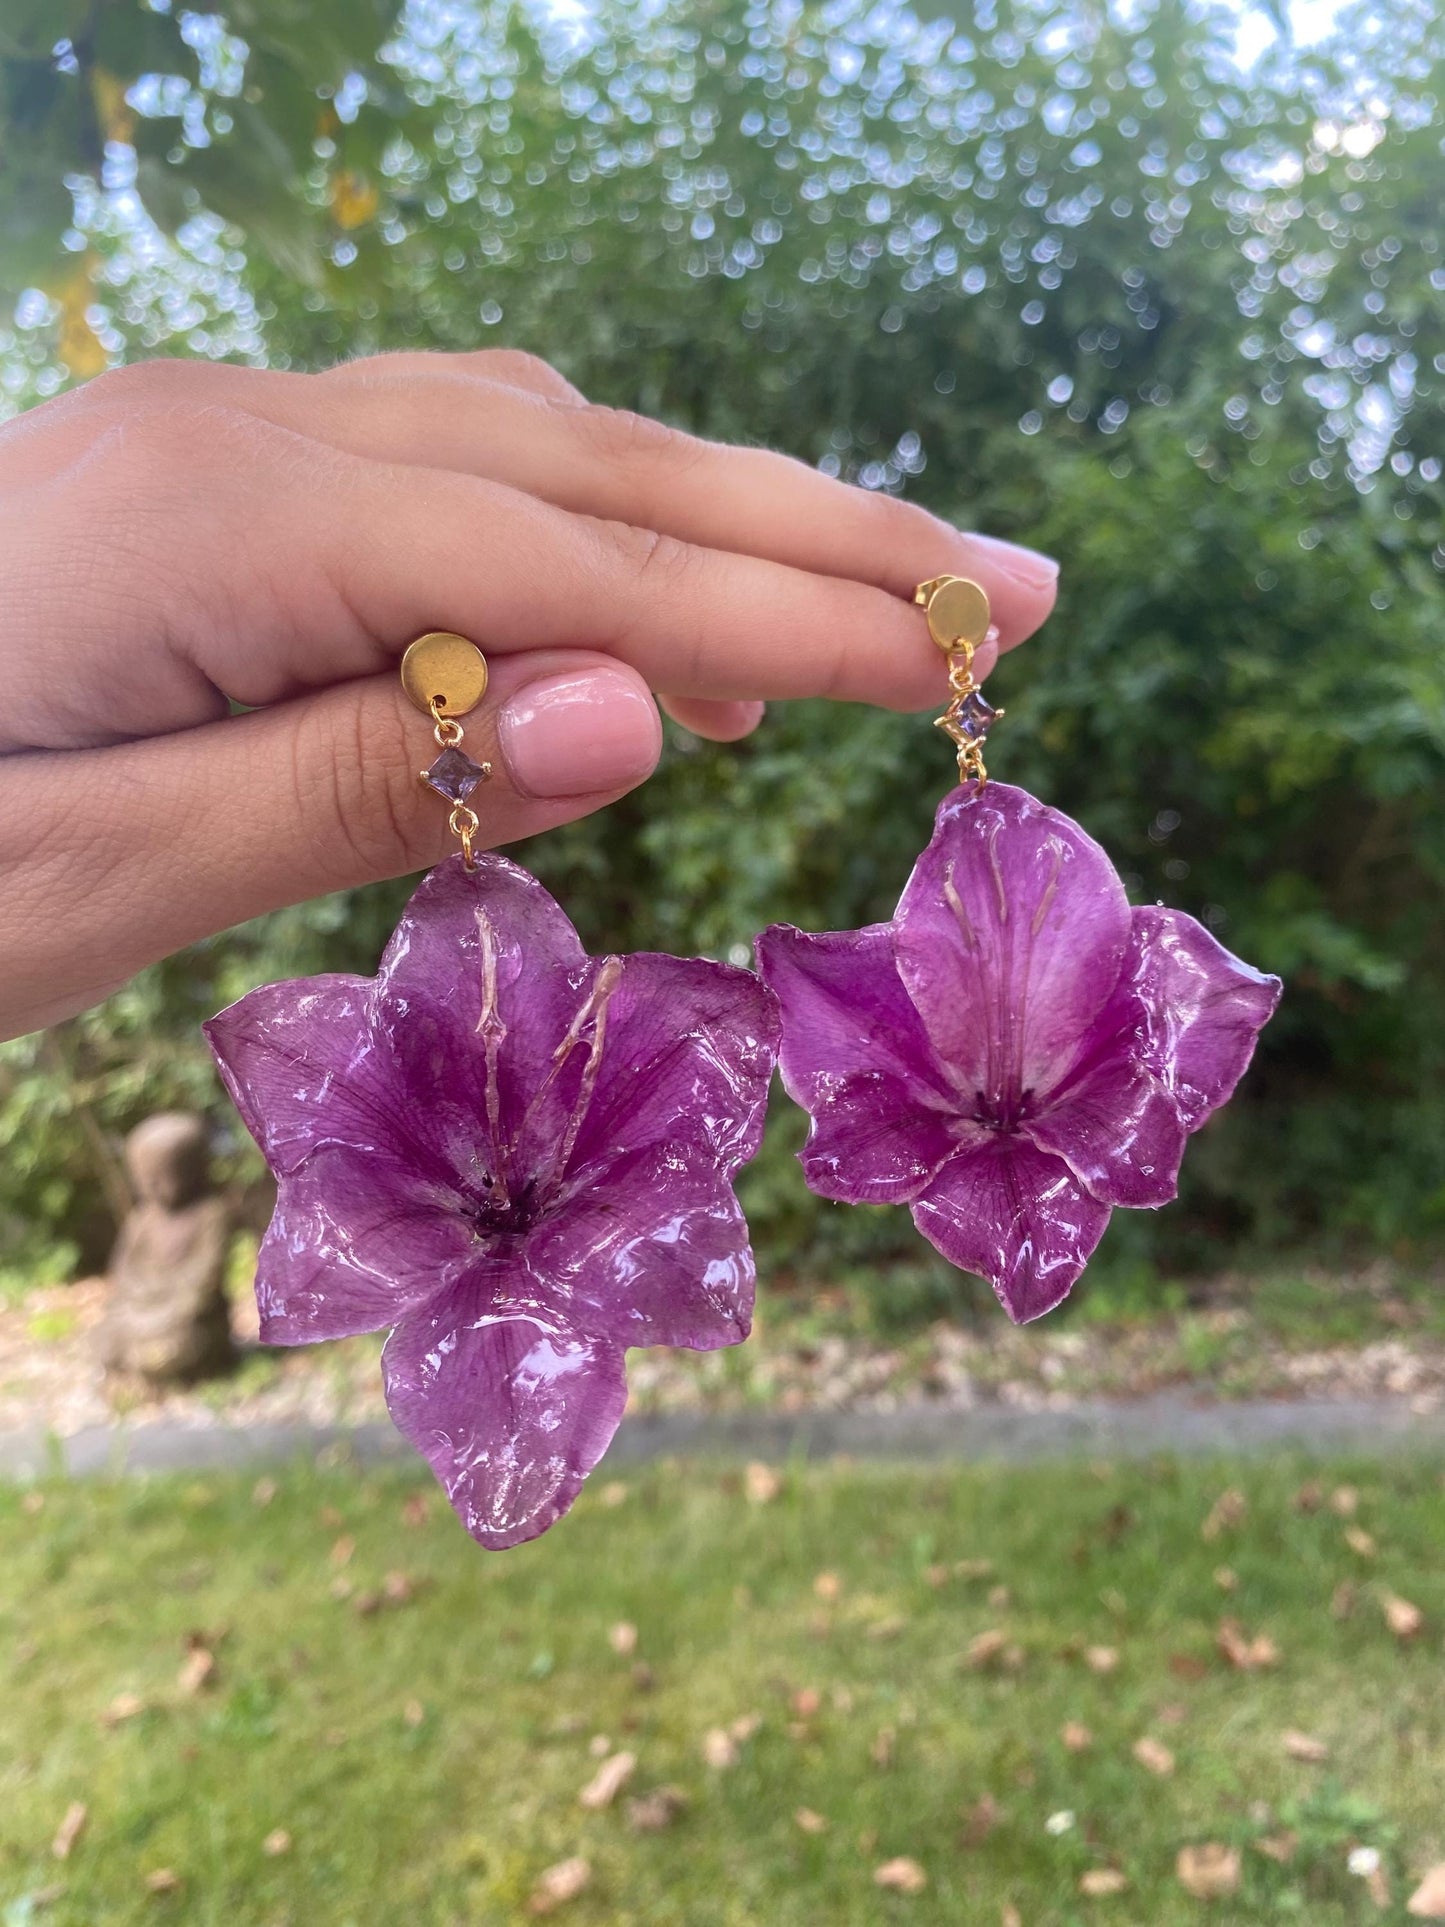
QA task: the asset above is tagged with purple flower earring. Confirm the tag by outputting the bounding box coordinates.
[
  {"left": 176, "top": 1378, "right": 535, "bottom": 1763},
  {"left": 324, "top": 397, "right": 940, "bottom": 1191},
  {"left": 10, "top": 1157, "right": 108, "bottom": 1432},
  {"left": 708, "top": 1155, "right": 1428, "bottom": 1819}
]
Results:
[
  {"left": 206, "top": 633, "right": 780, "bottom": 1547},
  {"left": 756, "top": 578, "right": 1281, "bottom": 1324}
]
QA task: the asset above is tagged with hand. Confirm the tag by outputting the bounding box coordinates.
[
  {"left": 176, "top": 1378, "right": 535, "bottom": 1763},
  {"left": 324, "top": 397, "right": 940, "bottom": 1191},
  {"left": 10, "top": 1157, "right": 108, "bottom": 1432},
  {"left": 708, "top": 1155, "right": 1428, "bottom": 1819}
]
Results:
[{"left": 0, "top": 349, "right": 1057, "bottom": 1038}]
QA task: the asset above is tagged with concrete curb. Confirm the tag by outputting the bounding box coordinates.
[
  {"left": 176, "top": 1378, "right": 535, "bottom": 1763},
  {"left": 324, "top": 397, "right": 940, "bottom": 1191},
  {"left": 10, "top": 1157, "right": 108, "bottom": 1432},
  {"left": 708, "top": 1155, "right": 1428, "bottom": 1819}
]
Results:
[{"left": 2, "top": 1394, "right": 1443, "bottom": 1482}]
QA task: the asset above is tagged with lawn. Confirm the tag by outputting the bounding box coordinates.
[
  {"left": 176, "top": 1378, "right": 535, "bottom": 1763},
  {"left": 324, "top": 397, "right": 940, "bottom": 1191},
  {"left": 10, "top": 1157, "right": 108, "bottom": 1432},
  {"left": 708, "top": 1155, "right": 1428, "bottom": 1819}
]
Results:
[{"left": 2, "top": 1453, "right": 1443, "bottom": 1925}]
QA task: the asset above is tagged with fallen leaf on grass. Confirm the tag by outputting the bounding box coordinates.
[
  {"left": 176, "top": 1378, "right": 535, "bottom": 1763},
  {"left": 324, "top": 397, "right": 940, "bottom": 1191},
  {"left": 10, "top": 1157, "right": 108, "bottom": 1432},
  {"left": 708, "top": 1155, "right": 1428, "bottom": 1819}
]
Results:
[
  {"left": 1329, "top": 1485, "right": 1359, "bottom": 1518},
  {"left": 262, "top": 1829, "right": 291, "bottom": 1857},
  {"left": 51, "top": 1803, "right": 87, "bottom": 1861},
  {"left": 868, "top": 1615, "right": 909, "bottom": 1641},
  {"left": 1216, "top": 1620, "right": 1278, "bottom": 1671},
  {"left": 608, "top": 1622, "right": 638, "bottom": 1656},
  {"left": 631, "top": 1663, "right": 655, "bottom": 1693},
  {"left": 729, "top": 1713, "right": 761, "bottom": 1743},
  {"left": 965, "top": 1630, "right": 1008, "bottom": 1669},
  {"left": 400, "top": 1493, "right": 430, "bottom": 1527},
  {"left": 1407, "top": 1865, "right": 1445, "bottom": 1917},
  {"left": 1213, "top": 1566, "right": 1238, "bottom": 1593},
  {"left": 1061, "top": 1722, "right": 1093, "bottom": 1752},
  {"left": 101, "top": 1693, "right": 145, "bottom": 1728},
  {"left": 21, "top": 1491, "right": 44, "bottom": 1516},
  {"left": 403, "top": 1698, "right": 425, "bottom": 1728},
  {"left": 1084, "top": 1646, "right": 1119, "bottom": 1675},
  {"left": 955, "top": 1559, "right": 995, "bottom": 1581},
  {"left": 1344, "top": 1526, "right": 1377, "bottom": 1558},
  {"left": 1282, "top": 1730, "right": 1329, "bottom": 1763},
  {"left": 702, "top": 1729, "right": 738, "bottom": 1770},
  {"left": 579, "top": 1750, "right": 636, "bottom": 1810},
  {"left": 1201, "top": 1489, "right": 1246, "bottom": 1541},
  {"left": 874, "top": 1857, "right": 927, "bottom": 1895},
  {"left": 744, "top": 1462, "right": 781, "bottom": 1505},
  {"left": 144, "top": 1869, "right": 181, "bottom": 1895},
  {"left": 626, "top": 1787, "right": 687, "bottom": 1833},
  {"left": 1176, "top": 1843, "right": 1240, "bottom": 1899},
  {"left": 794, "top": 1808, "right": 829, "bottom": 1835},
  {"left": 329, "top": 1534, "right": 356, "bottom": 1569},
  {"left": 1347, "top": 1848, "right": 1390, "bottom": 1909},
  {"left": 588, "top": 1733, "right": 611, "bottom": 1758},
  {"left": 1293, "top": 1480, "right": 1323, "bottom": 1513},
  {"left": 814, "top": 1571, "right": 842, "bottom": 1602},
  {"left": 382, "top": 1571, "right": 417, "bottom": 1605},
  {"left": 177, "top": 1637, "right": 216, "bottom": 1696},
  {"left": 1332, "top": 1582, "right": 1358, "bottom": 1620},
  {"left": 1382, "top": 1593, "right": 1425, "bottom": 1640},
  {"left": 1132, "top": 1737, "right": 1175, "bottom": 1777},
  {"left": 528, "top": 1857, "right": 591, "bottom": 1915},
  {"left": 1001, "top": 1908, "right": 1023, "bottom": 1927},
  {"left": 251, "top": 1478, "right": 277, "bottom": 1508},
  {"left": 960, "top": 1796, "right": 1000, "bottom": 1847},
  {"left": 870, "top": 1726, "right": 895, "bottom": 1769},
  {"left": 599, "top": 1481, "right": 629, "bottom": 1508},
  {"left": 790, "top": 1688, "right": 822, "bottom": 1718},
  {"left": 1168, "top": 1653, "right": 1209, "bottom": 1681},
  {"left": 1255, "top": 1832, "right": 1298, "bottom": 1865},
  {"left": 1079, "top": 1868, "right": 1129, "bottom": 1896}
]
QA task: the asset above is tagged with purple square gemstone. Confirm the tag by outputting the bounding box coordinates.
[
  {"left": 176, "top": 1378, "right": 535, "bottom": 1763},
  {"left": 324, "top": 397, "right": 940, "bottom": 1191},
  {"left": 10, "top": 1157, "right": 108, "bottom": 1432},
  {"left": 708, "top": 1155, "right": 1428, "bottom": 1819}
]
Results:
[
  {"left": 956, "top": 690, "right": 1000, "bottom": 741},
  {"left": 423, "top": 745, "right": 490, "bottom": 803}
]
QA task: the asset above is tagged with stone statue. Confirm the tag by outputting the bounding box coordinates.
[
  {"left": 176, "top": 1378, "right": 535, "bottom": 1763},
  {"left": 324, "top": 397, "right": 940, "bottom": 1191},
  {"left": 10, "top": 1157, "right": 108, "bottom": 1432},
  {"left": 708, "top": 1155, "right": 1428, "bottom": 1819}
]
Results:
[{"left": 95, "top": 1112, "right": 236, "bottom": 1384}]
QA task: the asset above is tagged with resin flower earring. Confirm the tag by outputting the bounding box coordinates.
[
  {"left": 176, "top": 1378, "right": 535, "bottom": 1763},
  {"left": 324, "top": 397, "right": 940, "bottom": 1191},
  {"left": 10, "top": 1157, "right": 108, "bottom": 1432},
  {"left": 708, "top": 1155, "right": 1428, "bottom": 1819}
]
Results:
[
  {"left": 756, "top": 578, "right": 1281, "bottom": 1324},
  {"left": 206, "top": 634, "right": 780, "bottom": 1548}
]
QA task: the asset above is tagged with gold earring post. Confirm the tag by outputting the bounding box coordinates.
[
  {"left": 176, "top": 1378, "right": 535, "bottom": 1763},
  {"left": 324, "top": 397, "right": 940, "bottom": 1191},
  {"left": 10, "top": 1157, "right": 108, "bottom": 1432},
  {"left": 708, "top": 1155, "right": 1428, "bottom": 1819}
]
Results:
[
  {"left": 914, "top": 576, "right": 1003, "bottom": 790},
  {"left": 401, "top": 632, "right": 492, "bottom": 869}
]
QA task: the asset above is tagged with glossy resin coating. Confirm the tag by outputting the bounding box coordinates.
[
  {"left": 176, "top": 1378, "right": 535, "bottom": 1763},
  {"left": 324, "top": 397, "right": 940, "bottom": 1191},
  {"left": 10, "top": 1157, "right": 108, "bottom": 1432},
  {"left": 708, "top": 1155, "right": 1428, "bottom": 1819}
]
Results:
[
  {"left": 758, "top": 784, "right": 1280, "bottom": 1323},
  {"left": 207, "top": 855, "right": 780, "bottom": 1547}
]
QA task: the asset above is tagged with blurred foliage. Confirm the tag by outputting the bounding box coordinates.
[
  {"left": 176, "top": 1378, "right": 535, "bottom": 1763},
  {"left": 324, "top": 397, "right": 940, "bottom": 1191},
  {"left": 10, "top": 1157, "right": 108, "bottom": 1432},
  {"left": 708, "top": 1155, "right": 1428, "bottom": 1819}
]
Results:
[{"left": 1, "top": 0, "right": 1443, "bottom": 1287}]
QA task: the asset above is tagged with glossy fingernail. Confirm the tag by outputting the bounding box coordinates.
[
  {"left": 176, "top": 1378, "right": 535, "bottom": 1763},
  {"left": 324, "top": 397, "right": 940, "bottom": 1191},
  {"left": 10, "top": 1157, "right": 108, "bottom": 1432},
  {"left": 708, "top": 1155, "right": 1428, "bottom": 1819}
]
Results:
[
  {"left": 499, "top": 667, "right": 662, "bottom": 799},
  {"left": 965, "top": 530, "right": 1060, "bottom": 591}
]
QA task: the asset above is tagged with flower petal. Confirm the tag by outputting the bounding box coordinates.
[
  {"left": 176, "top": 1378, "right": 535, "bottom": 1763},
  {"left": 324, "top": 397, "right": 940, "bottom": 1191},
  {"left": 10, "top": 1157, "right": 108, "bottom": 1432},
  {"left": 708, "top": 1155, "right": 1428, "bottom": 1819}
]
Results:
[
  {"left": 755, "top": 924, "right": 960, "bottom": 1203},
  {"left": 528, "top": 1140, "right": 756, "bottom": 1351},
  {"left": 1130, "top": 907, "right": 1282, "bottom": 1129},
  {"left": 911, "top": 1138, "right": 1112, "bottom": 1323},
  {"left": 371, "top": 853, "right": 600, "bottom": 1182},
  {"left": 567, "top": 954, "right": 780, "bottom": 1174},
  {"left": 207, "top": 977, "right": 468, "bottom": 1341},
  {"left": 252, "top": 1146, "right": 473, "bottom": 1344},
  {"left": 1027, "top": 908, "right": 1281, "bottom": 1208},
  {"left": 382, "top": 1280, "right": 627, "bottom": 1548},
  {"left": 205, "top": 975, "right": 383, "bottom": 1173},
  {"left": 893, "top": 785, "right": 1131, "bottom": 1114}
]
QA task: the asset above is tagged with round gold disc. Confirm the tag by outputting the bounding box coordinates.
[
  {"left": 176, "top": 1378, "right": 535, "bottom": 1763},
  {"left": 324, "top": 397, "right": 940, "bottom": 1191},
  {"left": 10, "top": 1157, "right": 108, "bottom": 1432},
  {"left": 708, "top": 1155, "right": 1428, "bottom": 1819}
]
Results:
[
  {"left": 400, "top": 632, "right": 489, "bottom": 718},
  {"left": 923, "top": 577, "right": 991, "bottom": 654}
]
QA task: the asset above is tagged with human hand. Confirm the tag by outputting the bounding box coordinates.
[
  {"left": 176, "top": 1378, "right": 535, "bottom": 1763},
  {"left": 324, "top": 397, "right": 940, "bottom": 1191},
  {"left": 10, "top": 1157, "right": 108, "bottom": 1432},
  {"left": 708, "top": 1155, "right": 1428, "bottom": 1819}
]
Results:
[{"left": 0, "top": 349, "right": 1057, "bottom": 1038}]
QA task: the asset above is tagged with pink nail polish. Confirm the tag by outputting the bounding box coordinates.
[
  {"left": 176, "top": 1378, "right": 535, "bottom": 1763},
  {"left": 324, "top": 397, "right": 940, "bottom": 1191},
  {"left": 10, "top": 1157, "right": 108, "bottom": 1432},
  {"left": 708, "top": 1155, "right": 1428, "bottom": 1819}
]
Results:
[
  {"left": 499, "top": 669, "right": 662, "bottom": 799},
  {"left": 965, "top": 530, "right": 1060, "bottom": 592}
]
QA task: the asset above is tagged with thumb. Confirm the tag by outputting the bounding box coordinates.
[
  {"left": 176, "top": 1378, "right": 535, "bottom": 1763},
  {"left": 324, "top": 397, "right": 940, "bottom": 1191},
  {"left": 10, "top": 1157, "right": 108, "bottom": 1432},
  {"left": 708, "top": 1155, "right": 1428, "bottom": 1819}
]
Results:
[{"left": 1, "top": 652, "right": 661, "bottom": 1036}]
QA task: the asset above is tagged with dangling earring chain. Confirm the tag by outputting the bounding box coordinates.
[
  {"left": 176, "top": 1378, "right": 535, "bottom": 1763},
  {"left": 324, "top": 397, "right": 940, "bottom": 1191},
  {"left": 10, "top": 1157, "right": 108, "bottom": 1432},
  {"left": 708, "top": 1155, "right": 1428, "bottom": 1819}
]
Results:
[
  {"left": 914, "top": 575, "right": 1004, "bottom": 791},
  {"left": 400, "top": 630, "right": 493, "bottom": 871}
]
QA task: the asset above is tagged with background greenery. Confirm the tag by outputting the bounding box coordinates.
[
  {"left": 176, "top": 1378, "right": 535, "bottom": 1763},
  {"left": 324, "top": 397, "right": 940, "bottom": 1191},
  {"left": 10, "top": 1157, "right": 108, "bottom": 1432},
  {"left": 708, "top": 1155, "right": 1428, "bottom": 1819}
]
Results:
[{"left": 2, "top": 0, "right": 1442, "bottom": 1297}]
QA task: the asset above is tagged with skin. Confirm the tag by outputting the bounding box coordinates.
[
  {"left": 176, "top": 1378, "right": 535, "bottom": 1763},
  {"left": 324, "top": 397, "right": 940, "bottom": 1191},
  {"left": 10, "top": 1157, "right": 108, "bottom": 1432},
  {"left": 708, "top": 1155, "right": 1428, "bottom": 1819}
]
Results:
[{"left": 0, "top": 348, "right": 1057, "bottom": 1041}]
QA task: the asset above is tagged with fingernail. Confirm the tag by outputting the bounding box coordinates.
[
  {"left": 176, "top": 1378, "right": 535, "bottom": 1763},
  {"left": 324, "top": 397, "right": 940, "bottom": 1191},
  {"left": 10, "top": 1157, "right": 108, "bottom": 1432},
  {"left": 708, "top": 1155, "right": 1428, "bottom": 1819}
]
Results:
[
  {"left": 499, "top": 668, "right": 662, "bottom": 799},
  {"left": 965, "top": 530, "right": 1060, "bottom": 591}
]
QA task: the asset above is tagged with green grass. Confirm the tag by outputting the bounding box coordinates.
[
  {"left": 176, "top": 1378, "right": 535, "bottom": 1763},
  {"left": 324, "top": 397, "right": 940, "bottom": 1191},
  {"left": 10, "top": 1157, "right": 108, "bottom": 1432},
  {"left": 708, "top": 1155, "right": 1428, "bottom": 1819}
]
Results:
[{"left": 2, "top": 1454, "right": 1443, "bottom": 1925}]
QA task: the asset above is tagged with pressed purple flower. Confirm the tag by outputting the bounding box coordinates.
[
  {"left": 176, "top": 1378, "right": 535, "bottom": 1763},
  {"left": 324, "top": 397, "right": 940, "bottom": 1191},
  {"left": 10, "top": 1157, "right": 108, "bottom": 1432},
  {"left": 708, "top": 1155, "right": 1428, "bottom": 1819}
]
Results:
[
  {"left": 756, "top": 784, "right": 1280, "bottom": 1324},
  {"left": 206, "top": 855, "right": 780, "bottom": 1548}
]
